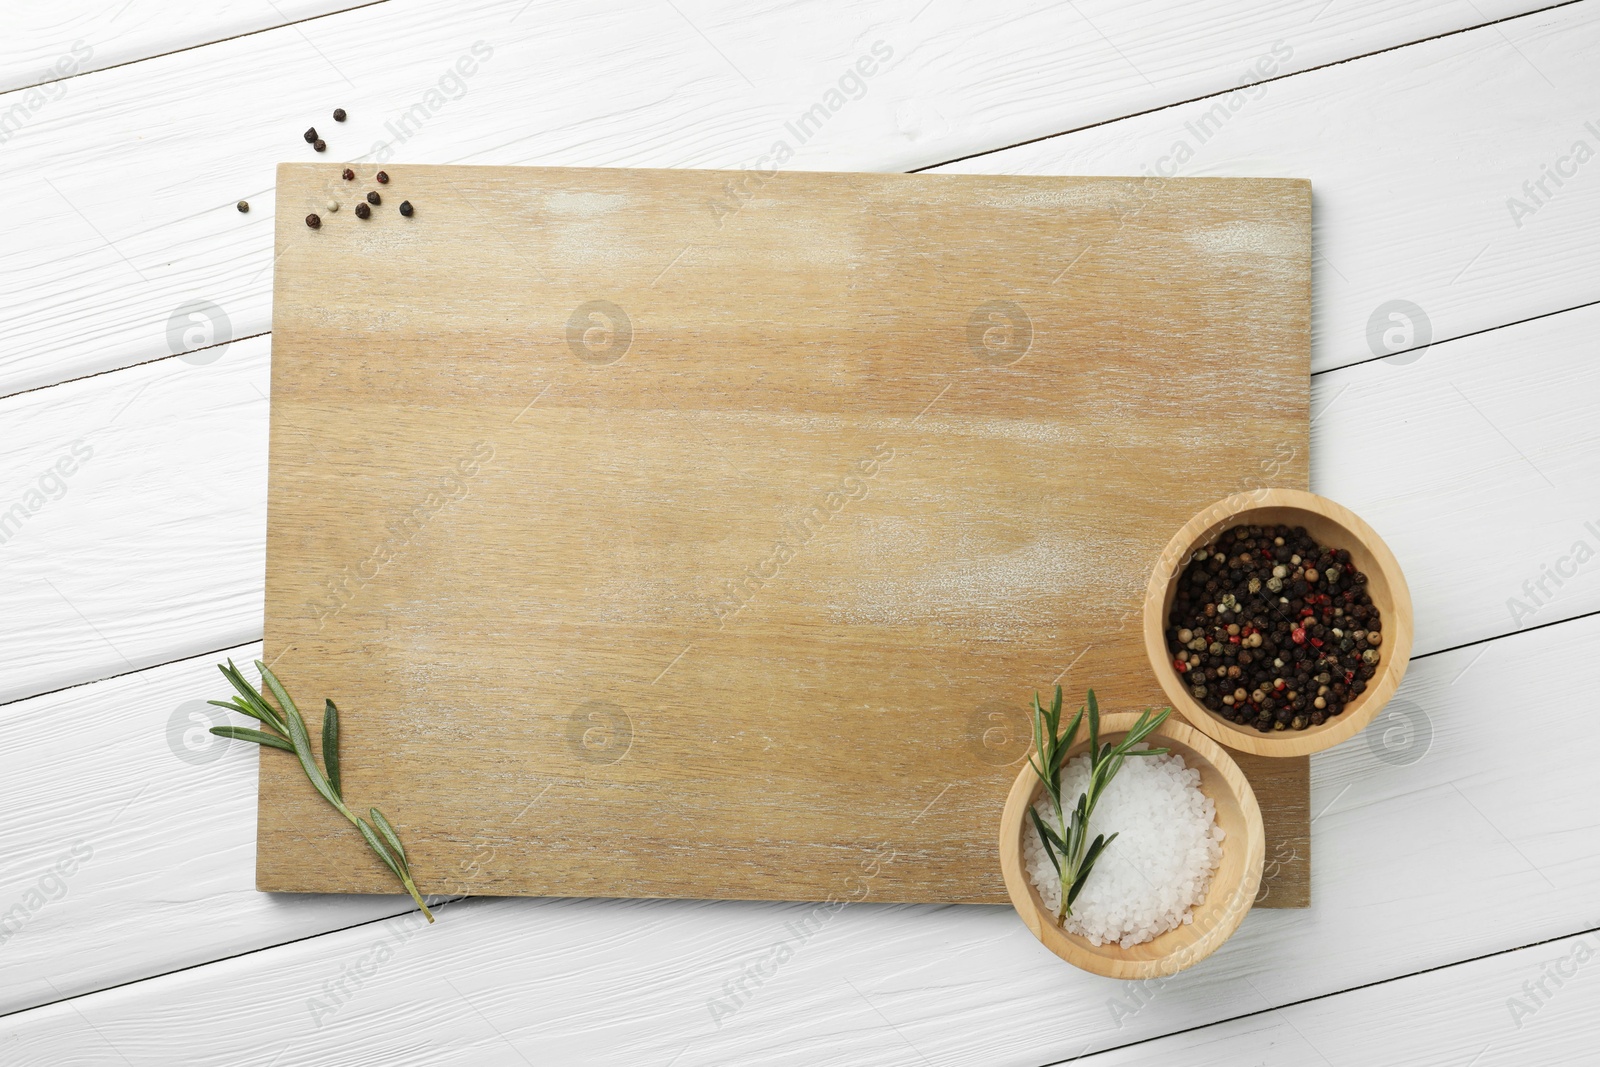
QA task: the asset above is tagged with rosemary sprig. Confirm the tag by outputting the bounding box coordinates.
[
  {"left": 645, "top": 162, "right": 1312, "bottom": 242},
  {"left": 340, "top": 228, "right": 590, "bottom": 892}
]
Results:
[
  {"left": 208, "top": 659, "right": 434, "bottom": 922},
  {"left": 1026, "top": 687, "right": 1171, "bottom": 925}
]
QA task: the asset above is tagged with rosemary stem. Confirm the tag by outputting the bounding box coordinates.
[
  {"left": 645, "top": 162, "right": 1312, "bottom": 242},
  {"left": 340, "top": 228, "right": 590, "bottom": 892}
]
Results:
[{"left": 1057, "top": 805, "right": 1071, "bottom": 923}]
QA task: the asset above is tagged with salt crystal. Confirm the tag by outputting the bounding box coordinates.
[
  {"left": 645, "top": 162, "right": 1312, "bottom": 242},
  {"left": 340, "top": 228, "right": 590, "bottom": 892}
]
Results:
[{"left": 1023, "top": 746, "right": 1223, "bottom": 948}]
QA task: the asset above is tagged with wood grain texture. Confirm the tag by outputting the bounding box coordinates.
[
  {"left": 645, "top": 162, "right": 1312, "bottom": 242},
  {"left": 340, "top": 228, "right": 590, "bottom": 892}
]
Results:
[
  {"left": 258, "top": 164, "right": 1311, "bottom": 905},
  {"left": 936, "top": 1, "right": 1600, "bottom": 374},
  {"left": 0, "top": 0, "right": 1561, "bottom": 396},
  {"left": 3, "top": 289, "right": 1593, "bottom": 766},
  {"left": 4, "top": 616, "right": 1598, "bottom": 1062},
  {"left": 19, "top": 302, "right": 1595, "bottom": 1019}
]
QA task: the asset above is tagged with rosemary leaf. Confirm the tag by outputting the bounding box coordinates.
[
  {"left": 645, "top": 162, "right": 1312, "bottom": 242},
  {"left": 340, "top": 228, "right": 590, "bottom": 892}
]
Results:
[
  {"left": 277, "top": 688, "right": 341, "bottom": 812},
  {"left": 1068, "top": 831, "right": 1117, "bottom": 908},
  {"left": 356, "top": 817, "right": 405, "bottom": 880},
  {"left": 210, "top": 725, "right": 294, "bottom": 752},
  {"left": 323, "top": 699, "right": 342, "bottom": 800},
  {"left": 1029, "top": 806, "right": 1064, "bottom": 866},
  {"left": 219, "top": 661, "right": 287, "bottom": 734},
  {"left": 369, "top": 807, "right": 407, "bottom": 865}
]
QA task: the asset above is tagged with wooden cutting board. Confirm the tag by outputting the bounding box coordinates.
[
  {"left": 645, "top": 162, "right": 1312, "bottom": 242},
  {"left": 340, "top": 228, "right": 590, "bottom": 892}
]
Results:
[{"left": 262, "top": 164, "right": 1311, "bottom": 907}]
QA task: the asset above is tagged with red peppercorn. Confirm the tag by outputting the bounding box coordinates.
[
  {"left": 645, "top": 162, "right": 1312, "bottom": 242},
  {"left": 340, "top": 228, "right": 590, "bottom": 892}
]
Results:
[
  {"left": 342, "top": 168, "right": 355, "bottom": 181},
  {"left": 376, "top": 171, "right": 389, "bottom": 184},
  {"left": 1291, "top": 627, "right": 1307, "bottom": 644}
]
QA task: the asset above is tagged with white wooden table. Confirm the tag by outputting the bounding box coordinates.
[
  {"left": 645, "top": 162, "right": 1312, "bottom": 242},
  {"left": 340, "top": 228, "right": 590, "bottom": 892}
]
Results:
[{"left": 3, "top": 2, "right": 1598, "bottom": 1063}]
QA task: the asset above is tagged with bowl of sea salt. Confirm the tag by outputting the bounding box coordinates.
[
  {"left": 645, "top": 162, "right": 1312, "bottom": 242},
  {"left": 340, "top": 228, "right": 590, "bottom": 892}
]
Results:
[{"left": 998, "top": 711, "right": 1264, "bottom": 979}]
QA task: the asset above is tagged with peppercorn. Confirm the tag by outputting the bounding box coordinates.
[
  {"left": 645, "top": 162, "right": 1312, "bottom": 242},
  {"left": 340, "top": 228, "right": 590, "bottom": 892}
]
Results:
[
  {"left": 376, "top": 171, "right": 389, "bottom": 184},
  {"left": 303, "top": 127, "right": 318, "bottom": 144},
  {"left": 333, "top": 108, "right": 347, "bottom": 122},
  {"left": 236, "top": 200, "right": 249, "bottom": 213},
  {"left": 1166, "top": 523, "right": 1381, "bottom": 731},
  {"left": 354, "top": 202, "right": 371, "bottom": 219},
  {"left": 399, "top": 200, "right": 414, "bottom": 217},
  {"left": 314, "top": 139, "right": 326, "bottom": 152},
  {"left": 305, "top": 213, "right": 321, "bottom": 229},
  {"left": 366, "top": 191, "right": 381, "bottom": 205},
  {"left": 343, "top": 168, "right": 355, "bottom": 181}
]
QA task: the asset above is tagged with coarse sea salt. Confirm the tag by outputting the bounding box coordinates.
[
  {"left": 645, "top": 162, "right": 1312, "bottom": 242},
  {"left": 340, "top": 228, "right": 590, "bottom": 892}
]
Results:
[{"left": 1022, "top": 746, "right": 1224, "bottom": 949}]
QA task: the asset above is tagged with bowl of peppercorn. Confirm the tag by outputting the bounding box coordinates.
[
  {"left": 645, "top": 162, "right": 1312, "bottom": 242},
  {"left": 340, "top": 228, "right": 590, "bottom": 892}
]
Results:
[{"left": 1142, "top": 489, "right": 1413, "bottom": 757}]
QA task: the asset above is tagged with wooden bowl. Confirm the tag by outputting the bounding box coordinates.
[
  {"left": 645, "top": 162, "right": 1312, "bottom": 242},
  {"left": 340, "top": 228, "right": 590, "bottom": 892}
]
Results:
[
  {"left": 998, "top": 712, "right": 1264, "bottom": 979},
  {"left": 1143, "top": 488, "right": 1413, "bottom": 758}
]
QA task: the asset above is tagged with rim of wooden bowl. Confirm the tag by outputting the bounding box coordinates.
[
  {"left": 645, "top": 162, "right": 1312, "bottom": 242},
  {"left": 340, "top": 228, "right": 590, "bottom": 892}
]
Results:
[
  {"left": 1142, "top": 488, "right": 1414, "bottom": 758},
  {"left": 998, "top": 712, "right": 1265, "bottom": 979}
]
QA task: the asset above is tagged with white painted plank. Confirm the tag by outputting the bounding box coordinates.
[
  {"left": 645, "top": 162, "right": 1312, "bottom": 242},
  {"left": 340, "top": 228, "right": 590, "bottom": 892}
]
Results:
[
  {"left": 2, "top": 611, "right": 1597, "bottom": 1062},
  {"left": 4, "top": 289, "right": 1596, "bottom": 706},
  {"left": 935, "top": 0, "right": 1600, "bottom": 375},
  {"left": 0, "top": 2, "right": 372, "bottom": 94},
  {"left": 0, "top": 642, "right": 411, "bottom": 1022},
  {"left": 0, "top": 0, "right": 1555, "bottom": 396},
  {"left": 1310, "top": 303, "right": 1600, "bottom": 651},
  {"left": 0, "top": 337, "right": 268, "bottom": 704},
  {"left": 1076, "top": 930, "right": 1600, "bottom": 1066}
]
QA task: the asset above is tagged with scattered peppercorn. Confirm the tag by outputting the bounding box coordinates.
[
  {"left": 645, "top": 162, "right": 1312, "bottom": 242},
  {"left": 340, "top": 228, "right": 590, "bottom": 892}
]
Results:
[
  {"left": 399, "top": 200, "right": 413, "bottom": 217},
  {"left": 303, "top": 127, "right": 318, "bottom": 144},
  {"left": 314, "top": 138, "right": 327, "bottom": 152},
  {"left": 342, "top": 168, "right": 355, "bottom": 181},
  {"left": 354, "top": 202, "right": 371, "bottom": 219},
  {"left": 305, "top": 213, "right": 321, "bottom": 229},
  {"left": 325, "top": 200, "right": 339, "bottom": 213},
  {"left": 1165, "top": 523, "right": 1381, "bottom": 732},
  {"left": 333, "top": 108, "right": 347, "bottom": 122},
  {"left": 236, "top": 200, "right": 249, "bottom": 213},
  {"left": 366, "top": 191, "right": 381, "bottom": 205},
  {"left": 376, "top": 171, "right": 389, "bottom": 184}
]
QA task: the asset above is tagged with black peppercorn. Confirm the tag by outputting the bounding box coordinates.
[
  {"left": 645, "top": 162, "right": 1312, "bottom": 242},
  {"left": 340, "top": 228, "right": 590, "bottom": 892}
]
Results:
[
  {"left": 303, "top": 127, "right": 318, "bottom": 144},
  {"left": 236, "top": 200, "right": 249, "bottom": 213},
  {"left": 1166, "top": 523, "right": 1381, "bottom": 732},
  {"left": 399, "top": 200, "right": 413, "bottom": 216},
  {"left": 342, "top": 168, "right": 355, "bottom": 181},
  {"left": 305, "top": 213, "right": 321, "bottom": 228},
  {"left": 376, "top": 171, "right": 389, "bottom": 184},
  {"left": 314, "top": 139, "right": 326, "bottom": 152},
  {"left": 333, "top": 108, "right": 347, "bottom": 122},
  {"left": 366, "top": 191, "right": 381, "bottom": 205},
  {"left": 354, "top": 202, "right": 371, "bottom": 219}
]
